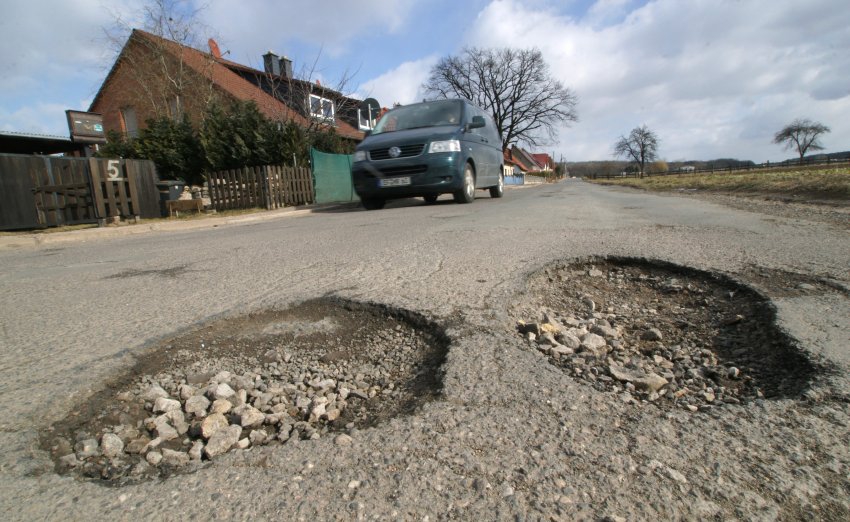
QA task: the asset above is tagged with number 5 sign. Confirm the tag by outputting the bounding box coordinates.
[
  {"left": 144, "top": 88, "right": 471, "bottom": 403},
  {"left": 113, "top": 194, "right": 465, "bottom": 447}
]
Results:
[{"left": 106, "top": 159, "right": 124, "bottom": 181}]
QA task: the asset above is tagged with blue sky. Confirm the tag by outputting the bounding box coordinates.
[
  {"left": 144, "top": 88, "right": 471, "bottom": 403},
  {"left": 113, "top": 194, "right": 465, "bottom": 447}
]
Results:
[{"left": 2, "top": 0, "right": 848, "bottom": 162}]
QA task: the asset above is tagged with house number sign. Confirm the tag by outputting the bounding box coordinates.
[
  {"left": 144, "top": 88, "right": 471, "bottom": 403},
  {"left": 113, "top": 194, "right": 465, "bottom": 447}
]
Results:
[{"left": 106, "top": 159, "right": 124, "bottom": 181}]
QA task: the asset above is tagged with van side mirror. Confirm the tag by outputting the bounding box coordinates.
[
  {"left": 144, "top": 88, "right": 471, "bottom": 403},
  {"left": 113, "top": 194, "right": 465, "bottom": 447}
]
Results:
[{"left": 465, "top": 116, "right": 486, "bottom": 132}]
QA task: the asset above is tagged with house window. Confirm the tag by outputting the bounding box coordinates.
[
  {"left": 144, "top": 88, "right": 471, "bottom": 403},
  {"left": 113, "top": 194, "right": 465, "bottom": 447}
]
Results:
[
  {"left": 121, "top": 107, "right": 138, "bottom": 138},
  {"left": 309, "top": 94, "right": 334, "bottom": 121}
]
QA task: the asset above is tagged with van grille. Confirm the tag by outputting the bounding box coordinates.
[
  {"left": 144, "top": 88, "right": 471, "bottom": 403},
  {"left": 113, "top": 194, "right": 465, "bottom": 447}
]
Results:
[{"left": 369, "top": 144, "right": 425, "bottom": 161}]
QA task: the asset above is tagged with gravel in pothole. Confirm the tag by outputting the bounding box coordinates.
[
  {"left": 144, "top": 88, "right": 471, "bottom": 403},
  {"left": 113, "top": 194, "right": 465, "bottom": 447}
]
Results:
[
  {"left": 41, "top": 299, "right": 449, "bottom": 486},
  {"left": 515, "top": 258, "right": 819, "bottom": 411}
]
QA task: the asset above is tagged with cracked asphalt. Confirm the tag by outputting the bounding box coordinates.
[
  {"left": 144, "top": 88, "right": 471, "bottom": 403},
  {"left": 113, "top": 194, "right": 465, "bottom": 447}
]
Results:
[{"left": 0, "top": 179, "right": 848, "bottom": 520}]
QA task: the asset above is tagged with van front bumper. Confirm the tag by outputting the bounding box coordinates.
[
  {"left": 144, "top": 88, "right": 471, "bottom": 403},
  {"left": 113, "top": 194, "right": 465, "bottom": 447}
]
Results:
[{"left": 352, "top": 152, "right": 464, "bottom": 199}]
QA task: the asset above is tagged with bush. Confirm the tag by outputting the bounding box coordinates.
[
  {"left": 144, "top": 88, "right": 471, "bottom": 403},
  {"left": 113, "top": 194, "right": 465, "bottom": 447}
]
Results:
[
  {"left": 136, "top": 116, "right": 204, "bottom": 184},
  {"left": 102, "top": 100, "right": 355, "bottom": 182},
  {"left": 200, "top": 101, "right": 281, "bottom": 172},
  {"left": 97, "top": 131, "right": 139, "bottom": 159}
]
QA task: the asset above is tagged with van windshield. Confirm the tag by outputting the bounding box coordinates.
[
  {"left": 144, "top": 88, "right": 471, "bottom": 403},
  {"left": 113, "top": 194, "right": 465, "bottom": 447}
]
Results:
[{"left": 372, "top": 100, "right": 463, "bottom": 135}]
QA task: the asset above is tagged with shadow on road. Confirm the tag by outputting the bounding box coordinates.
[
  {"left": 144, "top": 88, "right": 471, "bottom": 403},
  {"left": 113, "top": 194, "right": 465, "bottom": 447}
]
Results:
[{"left": 310, "top": 197, "right": 458, "bottom": 213}]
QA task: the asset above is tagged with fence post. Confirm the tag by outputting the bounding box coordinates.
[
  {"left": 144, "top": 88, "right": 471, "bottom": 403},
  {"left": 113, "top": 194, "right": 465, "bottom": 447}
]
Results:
[{"left": 262, "top": 166, "right": 272, "bottom": 210}]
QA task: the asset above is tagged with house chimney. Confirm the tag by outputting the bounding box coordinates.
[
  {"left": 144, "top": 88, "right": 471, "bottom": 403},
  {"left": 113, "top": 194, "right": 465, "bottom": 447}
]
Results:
[
  {"left": 279, "top": 56, "right": 293, "bottom": 79},
  {"left": 263, "top": 51, "right": 281, "bottom": 76}
]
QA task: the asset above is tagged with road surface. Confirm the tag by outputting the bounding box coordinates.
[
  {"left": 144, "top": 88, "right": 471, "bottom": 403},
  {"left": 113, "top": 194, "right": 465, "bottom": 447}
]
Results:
[{"left": 1, "top": 180, "right": 848, "bottom": 520}]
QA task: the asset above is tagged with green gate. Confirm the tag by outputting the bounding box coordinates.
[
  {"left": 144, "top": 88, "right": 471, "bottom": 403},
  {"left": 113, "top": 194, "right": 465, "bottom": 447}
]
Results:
[{"left": 311, "top": 148, "right": 358, "bottom": 204}]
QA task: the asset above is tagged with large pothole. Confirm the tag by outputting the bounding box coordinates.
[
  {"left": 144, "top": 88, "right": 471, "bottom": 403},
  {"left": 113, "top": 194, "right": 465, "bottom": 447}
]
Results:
[
  {"left": 514, "top": 258, "right": 821, "bottom": 410},
  {"left": 41, "top": 298, "right": 450, "bottom": 486}
]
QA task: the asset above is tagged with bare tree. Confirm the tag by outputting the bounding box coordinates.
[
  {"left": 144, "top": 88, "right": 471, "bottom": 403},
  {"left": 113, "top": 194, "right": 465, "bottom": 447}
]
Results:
[
  {"left": 613, "top": 125, "right": 659, "bottom": 178},
  {"left": 102, "top": 0, "right": 218, "bottom": 122},
  {"left": 773, "top": 119, "right": 831, "bottom": 162},
  {"left": 422, "top": 47, "right": 578, "bottom": 150}
]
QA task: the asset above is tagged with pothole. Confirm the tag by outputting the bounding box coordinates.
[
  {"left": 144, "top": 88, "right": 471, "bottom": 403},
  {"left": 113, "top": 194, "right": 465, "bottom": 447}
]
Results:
[
  {"left": 514, "top": 257, "right": 821, "bottom": 411},
  {"left": 41, "top": 298, "right": 450, "bottom": 486}
]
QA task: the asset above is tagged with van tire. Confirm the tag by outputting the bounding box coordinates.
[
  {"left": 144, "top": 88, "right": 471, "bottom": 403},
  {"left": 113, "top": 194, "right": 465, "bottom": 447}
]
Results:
[{"left": 453, "top": 163, "right": 475, "bottom": 204}]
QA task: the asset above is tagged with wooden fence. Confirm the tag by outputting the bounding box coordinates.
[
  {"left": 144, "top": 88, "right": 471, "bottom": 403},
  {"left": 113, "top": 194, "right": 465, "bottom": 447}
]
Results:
[
  {"left": 0, "top": 154, "right": 160, "bottom": 230},
  {"left": 208, "top": 165, "right": 314, "bottom": 211}
]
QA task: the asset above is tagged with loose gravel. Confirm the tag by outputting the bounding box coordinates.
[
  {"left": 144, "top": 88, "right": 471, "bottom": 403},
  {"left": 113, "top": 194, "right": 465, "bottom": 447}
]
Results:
[
  {"left": 40, "top": 299, "right": 450, "bottom": 485},
  {"left": 514, "top": 258, "right": 823, "bottom": 410}
]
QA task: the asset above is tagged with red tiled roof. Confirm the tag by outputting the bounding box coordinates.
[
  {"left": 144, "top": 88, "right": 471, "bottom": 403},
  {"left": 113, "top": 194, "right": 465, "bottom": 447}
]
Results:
[
  {"left": 531, "top": 153, "right": 553, "bottom": 169},
  {"left": 509, "top": 146, "right": 538, "bottom": 171},
  {"left": 92, "top": 29, "right": 363, "bottom": 141}
]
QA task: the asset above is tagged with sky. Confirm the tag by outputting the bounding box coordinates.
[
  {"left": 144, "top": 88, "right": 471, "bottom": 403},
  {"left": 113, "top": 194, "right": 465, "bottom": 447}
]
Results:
[{"left": 1, "top": 0, "right": 848, "bottom": 162}]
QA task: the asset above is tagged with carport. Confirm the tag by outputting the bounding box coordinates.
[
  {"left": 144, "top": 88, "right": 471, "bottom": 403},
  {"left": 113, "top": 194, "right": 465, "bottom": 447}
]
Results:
[{"left": 0, "top": 130, "right": 87, "bottom": 156}]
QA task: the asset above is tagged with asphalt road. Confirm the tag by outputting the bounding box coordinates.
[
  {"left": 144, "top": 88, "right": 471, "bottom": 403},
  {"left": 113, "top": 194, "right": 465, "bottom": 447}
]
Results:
[{"left": 1, "top": 179, "right": 848, "bottom": 519}]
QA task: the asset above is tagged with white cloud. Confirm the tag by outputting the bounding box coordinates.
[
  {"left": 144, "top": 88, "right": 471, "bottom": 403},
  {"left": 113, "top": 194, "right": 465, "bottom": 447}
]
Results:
[
  {"left": 356, "top": 56, "right": 439, "bottom": 107},
  {"left": 0, "top": 103, "right": 71, "bottom": 135},
  {"left": 465, "top": 0, "right": 850, "bottom": 161},
  {"left": 202, "top": 0, "right": 418, "bottom": 61},
  {"left": 584, "top": 0, "right": 634, "bottom": 28},
  {"left": 0, "top": 0, "right": 145, "bottom": 134},
  {"left": 0, "top": 0, "right": 141, "bottom": 93}
]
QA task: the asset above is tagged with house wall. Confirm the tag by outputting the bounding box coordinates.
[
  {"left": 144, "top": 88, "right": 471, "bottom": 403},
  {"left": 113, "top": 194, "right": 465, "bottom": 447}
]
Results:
[{"left": 91, "top": 36, "right": 224, "bottom": 136}]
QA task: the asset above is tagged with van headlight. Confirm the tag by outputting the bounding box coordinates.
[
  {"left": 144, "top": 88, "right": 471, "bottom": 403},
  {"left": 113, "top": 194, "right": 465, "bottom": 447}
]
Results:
[
  {"left": 428, "top": 140, "right": 461, "bottom": 153},
  {"left": 353, "top": 150, "right": 367, "bottom": 162}
]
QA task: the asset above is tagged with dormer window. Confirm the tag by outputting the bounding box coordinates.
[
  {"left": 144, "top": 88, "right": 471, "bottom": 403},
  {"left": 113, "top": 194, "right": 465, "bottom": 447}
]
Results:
[{"left": 309, "top": 94, "right": 334, "bottom": 121}]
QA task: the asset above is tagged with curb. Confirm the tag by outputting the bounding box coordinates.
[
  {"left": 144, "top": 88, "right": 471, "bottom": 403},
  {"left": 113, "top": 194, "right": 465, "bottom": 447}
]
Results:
[{"left": 0, "top": 203, "right": 350, "bottom": 251}]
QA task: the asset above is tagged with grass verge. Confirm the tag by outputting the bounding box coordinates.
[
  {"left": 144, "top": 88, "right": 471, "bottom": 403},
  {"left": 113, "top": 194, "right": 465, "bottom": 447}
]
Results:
[{"left": 589, "top": 167, "right": 850, "bottom": 201}]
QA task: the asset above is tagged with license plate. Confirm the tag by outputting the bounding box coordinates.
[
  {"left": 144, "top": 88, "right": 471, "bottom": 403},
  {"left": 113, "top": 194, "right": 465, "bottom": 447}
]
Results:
[{"left": 379, "top": 176, "right": 411, "bottom": 187}]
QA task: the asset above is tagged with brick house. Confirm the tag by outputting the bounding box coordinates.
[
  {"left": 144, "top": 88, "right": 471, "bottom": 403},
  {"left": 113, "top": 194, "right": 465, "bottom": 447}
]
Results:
[{"left": 89, "top": 29, "right": 364, "bottom": 143}]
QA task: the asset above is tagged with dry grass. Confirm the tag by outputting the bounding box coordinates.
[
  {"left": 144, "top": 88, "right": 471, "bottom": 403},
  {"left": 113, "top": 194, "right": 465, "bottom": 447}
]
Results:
[{"left": 591, "top": 167, "right": 850, "bottom": 200}]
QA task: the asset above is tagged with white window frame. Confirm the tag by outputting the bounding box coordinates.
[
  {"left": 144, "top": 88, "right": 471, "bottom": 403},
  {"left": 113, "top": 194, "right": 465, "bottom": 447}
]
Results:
[
  {"left": 358, "top": 107, "right": 377, "bottom": 131},
  {"left": 309, "top": 94, "right": 335, "bottom": 122}
]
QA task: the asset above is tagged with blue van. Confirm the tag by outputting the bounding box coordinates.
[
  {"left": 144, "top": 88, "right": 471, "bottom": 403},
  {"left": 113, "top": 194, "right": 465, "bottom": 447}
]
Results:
[{"left": 351, "top": 99, "right": 504, "bottom": 210}]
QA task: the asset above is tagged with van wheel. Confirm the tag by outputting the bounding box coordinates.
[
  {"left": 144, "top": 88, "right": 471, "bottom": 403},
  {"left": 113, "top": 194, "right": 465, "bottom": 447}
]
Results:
[
  {"left": 362, "top": 198, "right": 385, "bottom": 210},
  {"left": 453, "top": 164, "right": 475, "bottom": 204},
  {"left": 490, "top": 173, "right": 504, "bottom": 198},
  {"left": 423, "top": 195, "right": 438, "bottom": 204}
]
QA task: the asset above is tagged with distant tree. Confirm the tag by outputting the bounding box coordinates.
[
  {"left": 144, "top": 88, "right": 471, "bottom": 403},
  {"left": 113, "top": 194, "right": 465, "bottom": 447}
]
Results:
[
  {"left": 651, "top": 160, "right": 669, "bottom": 174},
  {"left": 613, "top": 125, "right": 659, "bottom": 178},
  {"left": 773, "top": 119, "right": 831, "bottom": 162},
  {"left": 422, "top": 47, "right": 578, "bottom": 149}
]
